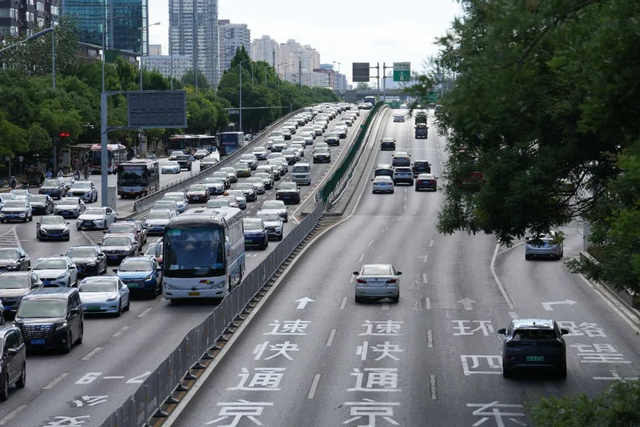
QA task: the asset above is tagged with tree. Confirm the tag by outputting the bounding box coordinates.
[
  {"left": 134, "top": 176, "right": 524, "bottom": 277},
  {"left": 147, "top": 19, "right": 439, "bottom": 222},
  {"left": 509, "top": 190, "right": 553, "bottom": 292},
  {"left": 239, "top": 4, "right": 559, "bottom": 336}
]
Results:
[
  {"left": 0, "top": 114, "right": 27, "bottom": 157},
  {"left": 181, "top": 69, "right": 210, "bottom": 91},
  {"left": 356, "top": 82, "right": 371, "bottom": 90}
]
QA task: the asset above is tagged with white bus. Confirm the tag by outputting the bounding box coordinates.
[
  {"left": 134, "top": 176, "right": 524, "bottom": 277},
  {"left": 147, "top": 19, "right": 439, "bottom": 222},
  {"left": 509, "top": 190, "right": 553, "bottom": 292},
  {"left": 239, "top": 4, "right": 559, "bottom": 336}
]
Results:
[{"left": 162, "top": 207, "right": 245, "bottom": 300}]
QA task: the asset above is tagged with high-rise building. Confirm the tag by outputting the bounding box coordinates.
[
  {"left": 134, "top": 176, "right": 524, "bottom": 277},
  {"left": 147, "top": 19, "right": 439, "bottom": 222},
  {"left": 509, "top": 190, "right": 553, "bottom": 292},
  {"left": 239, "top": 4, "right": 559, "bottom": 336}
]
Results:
[
  {"left": 149, "top": 43, "right": 162, "bottom": 55},
  {"left": 142, "top": 54, "right": 191, "bottom": 80},
  {"left": 169, "top": 0, "right": 220, "bottom": 87},
  {"left": 250, "top": 35, "right": 278, "bottom": 66},
  {"left": 278, "top": 39, "right": 320, "bottom": 80},
  {"left": 62, "top": 0, "right": 148, "bottom": 55},
  {"left": 218, "top": 19, "right": 250, "bottom": 72},
  {"left": 0, "top": 0, "right": 60, "bottom": 39}
]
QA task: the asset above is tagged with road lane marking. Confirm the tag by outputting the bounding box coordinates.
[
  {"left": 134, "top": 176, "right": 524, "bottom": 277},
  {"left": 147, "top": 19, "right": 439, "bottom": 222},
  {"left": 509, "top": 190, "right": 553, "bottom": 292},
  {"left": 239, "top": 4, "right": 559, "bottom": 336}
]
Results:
[
  {"left": 307, "top": 374, "right": 322, "bottom": 399},
  {"left": 579, "top": 275, "right": 640, "bottom": 335},
  {"left": 490, "top": 244, "right": 516, "bottom": 310},
  {"left": 404, "top": 196, "right": 407, "bottom": 201},
  {"left": 380, "top": 227, "right": 389, "bottom": 234},
  {"left": 349, "top": 274, "right": 355, "bottom": 283},
  {"left": 397, "top": 216, "right": 403, "bottom": 221},
  {"left": 427, "top": 330, "right": 433, "bottom": 347},
  {"left": 43, "top": 372, "right": 69, "bottom": 390},
  {"left": 358, "top": 254, "right": 364, "bottom": 262},
  {"left": 81, "top": 346, "right": 104, "bottom": 361},
  {"left": 509, "top": 312, "right": 519, "bottom": 319},
  {"left": 137, "top": 307, "right": 153, "bottom": 318},
  {"left": 382, "top": 303, "right": 390, "bottom": 311},
  {"left": 430, "top": 375, "right": 437, "bottom": 400},
  {"left": 368, "top": 239, "right": 374, "bottom": 247},
  {"left": 103, "top": 376, "right": 125, "bottom": 380},
  {"left": 326, "top": 329, "right": 337, "bottom": 346},
  {"left": 425, "top": 298, "right": 431, "bottom": 310},
  {"left": 403, "top": 205, "right": 406, "bottom": 211},
  {"left": 429, "top": 240, "right": 434, "bottom": 247},
  {"left": 0, "top": 404, "right": 28, "bottom": 425},
  {"left": 423, "top": 273, "right": 428, "bottom": 284},
  {"left": 340, "top": 297, "right": 348, "bottom": 310},
  {"left": 112, "top": 326, "right": 129, "bottom": 337}
]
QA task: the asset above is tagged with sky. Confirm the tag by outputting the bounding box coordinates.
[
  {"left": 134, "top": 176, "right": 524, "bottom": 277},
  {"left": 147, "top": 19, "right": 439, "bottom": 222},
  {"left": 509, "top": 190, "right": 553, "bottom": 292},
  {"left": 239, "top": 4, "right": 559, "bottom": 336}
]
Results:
[{"left": 148, "top": 0, "right": 463, "bottom": 84}]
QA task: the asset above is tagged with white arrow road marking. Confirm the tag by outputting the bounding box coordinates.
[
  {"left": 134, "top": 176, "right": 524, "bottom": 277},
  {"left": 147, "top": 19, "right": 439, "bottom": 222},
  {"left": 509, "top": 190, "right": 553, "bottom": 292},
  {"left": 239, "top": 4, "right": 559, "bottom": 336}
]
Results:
[
  {"left": 296, "top": 297, "right": 314, "bottom": 309},
  {"left": 542, "top": 300, "right": 577, "bottom": 311},
  {"left": 457, "top": 298, "right": 476, "bottom": 310}
]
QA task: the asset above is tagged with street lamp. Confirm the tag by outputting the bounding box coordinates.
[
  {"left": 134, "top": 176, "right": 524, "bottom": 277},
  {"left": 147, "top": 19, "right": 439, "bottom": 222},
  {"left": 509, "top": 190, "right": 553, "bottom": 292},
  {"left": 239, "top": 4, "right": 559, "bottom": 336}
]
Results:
[{"left": 139, "top": 22, "right": 161, "bottom": 90}]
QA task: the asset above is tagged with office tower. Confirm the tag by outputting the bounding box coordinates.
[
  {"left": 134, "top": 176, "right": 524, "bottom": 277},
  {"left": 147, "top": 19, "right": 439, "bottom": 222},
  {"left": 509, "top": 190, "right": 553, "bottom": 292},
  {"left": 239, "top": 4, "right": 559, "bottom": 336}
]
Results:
[
  {"left": 218, "top": 19, "right": 250, "bottom": 72},
  {"left": 0, "top": 0, "right": 60, "bottom": 39}
]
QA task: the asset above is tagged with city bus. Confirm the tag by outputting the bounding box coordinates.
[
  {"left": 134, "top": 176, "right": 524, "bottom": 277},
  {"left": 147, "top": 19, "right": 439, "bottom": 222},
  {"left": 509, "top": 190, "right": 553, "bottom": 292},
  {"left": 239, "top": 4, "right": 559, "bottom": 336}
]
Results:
[
  {"left": 167, "top": 135, "right": 217, "bottom": 154},
  {"left": 162, "top": 207, "right": 245, "bottom": 301},
  {"left": 87, "top": 144, "right": 128, "bottom": 174},
  {"left": 363, "top": 96, "right": 376, "bottom": 108},
  {"left": 117, "top": 159, "right": 160, "bottom": 198},
  {"left": 218, "top": 132, "right": 245, "bottom": 157}
]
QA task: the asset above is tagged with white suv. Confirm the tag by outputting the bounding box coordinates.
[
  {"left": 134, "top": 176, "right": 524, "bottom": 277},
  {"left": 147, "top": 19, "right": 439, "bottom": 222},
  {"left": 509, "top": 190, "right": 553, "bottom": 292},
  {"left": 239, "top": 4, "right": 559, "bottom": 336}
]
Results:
[{"left": 291, "top": 163, "right": 311, "bottom": 186}]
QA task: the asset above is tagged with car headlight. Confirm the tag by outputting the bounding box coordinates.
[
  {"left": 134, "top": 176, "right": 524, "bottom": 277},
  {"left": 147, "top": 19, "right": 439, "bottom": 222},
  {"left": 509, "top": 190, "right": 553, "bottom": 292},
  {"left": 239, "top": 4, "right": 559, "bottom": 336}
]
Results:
[
  {"left": 164, "top": 283, "right": 175, "bottom": 290},
  {"left": 55, "top": 322, "right": 68, "bottom": 329},
  {"left": 56, "top": 274, "right": 68, "bottom": 280},
  {"left": 0, "top": 213, "right": 4, "bottom": 217},
  {"left": 144, "top": 275, "right": 154, "bottom": 282},
  {"left": 214, "top": 282, "right": 225, "bottom": 289},
  {"left": 86, "top": 261, "right": 96, "bottom": 266},
  {"left": 19, "top": 212, "right": 25, "bottom": 217},
  {"left": 106, "top": 296, "right": 118, "bottom": 302}
]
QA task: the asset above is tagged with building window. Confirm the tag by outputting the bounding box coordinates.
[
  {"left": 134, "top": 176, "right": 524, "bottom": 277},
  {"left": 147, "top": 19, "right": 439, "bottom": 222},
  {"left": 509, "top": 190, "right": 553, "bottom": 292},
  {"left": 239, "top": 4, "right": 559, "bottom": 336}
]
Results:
[
  {"left": 36, "top": 2, "right": 44, "bottom": 11},
  {"left": 51, "top": 6, "right": 59, "bottom": 16}
]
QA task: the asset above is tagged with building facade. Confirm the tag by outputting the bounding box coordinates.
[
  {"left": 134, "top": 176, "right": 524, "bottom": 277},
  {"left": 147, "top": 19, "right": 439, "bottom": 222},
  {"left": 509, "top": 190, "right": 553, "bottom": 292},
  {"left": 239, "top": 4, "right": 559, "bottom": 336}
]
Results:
[
  {"left": 0, "top": 0, "right": 60, "bottom": 39},
  {"left": 148, "top": 43, "right": 161, "bottom": 55},
  {"left": 142, "top": 54, "right": 191, "bottom": 80},
  {"left": 169, "top": 0, "right": 220, "bottom": 87},
  {"left": 250, "top": 34, "right": 278, "bottom": 66},
  {"left": 218, "top": 19, "right": 249, "bottom": 72}
]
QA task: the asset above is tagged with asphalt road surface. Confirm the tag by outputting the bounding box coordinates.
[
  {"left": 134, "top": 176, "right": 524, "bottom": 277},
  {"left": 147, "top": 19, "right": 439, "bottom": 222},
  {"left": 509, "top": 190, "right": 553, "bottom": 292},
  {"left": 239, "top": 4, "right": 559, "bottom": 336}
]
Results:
[{"left": 170, "top": 110, "right": 640, "bottom": 427}]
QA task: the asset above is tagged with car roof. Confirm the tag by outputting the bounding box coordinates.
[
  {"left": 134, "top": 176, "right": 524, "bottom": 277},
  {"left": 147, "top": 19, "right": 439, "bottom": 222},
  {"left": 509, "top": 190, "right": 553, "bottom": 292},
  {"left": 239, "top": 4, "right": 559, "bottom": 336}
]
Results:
[
  {"left": 26, "top": 287, "right": 77, "bottom": 298},
  {"left": 418, "top": 174, "right": 435, "bottom": 179},
  {"left": 376, "top": 164, "right": 393, "bottom": 169},
  {"left": 36, "top": 256, "right": 68, "bottom": 261},
  {"left": 121, "top": 256, "right": 153, "bottom": 263},
  {"left": 0, "top": 271, "right": 31, "bottom": 277},
  {"left": 512, "top": 319, "right": 555, "bottom": 330},
  {"left": 375, "top": 176, "right": 393, "bottom": 180}
]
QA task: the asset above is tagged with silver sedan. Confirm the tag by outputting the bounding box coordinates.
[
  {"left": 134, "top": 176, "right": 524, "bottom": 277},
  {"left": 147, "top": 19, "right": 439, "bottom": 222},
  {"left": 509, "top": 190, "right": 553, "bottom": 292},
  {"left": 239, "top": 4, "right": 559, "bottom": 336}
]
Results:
[
  {"left": 353, "top": 264, "right": 402, "bottom": 303},
  {"left": 79, "top": 276, "right": 130, "bottom": 316}
]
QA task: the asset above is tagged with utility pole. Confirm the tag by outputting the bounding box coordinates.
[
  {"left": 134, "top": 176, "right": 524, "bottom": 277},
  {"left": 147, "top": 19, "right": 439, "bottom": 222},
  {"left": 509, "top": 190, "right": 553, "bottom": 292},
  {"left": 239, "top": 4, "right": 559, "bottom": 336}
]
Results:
[
  {"left": 382, "top": 63, "right": 392, "bottom": 103},
  {"left": 298, "top": 60, "right": 302, "bottom": 88}
]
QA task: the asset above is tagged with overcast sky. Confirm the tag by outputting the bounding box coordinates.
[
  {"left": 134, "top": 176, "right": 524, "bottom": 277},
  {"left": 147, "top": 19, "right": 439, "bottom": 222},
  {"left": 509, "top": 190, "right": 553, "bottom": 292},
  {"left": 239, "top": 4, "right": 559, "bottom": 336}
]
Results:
[{"left": 149, "top": 0, "right": 462, "bottom": 83}]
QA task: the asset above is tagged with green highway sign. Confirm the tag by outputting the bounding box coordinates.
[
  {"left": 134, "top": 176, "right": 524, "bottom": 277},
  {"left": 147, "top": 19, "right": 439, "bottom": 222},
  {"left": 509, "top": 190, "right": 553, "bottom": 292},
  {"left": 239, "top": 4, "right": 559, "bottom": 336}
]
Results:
[
  {"left": 427, "top": 92, "right": 439, "bottom": 103},
  {"left": 393, "top": 62, "right": 411, "bottom": 82}
]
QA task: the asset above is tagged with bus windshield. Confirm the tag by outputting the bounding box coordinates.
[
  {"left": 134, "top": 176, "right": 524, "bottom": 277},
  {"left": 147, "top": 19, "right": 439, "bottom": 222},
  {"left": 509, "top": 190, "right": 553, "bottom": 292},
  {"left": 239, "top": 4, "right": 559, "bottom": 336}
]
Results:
[
  {"left": 88, "top": 149, "right": 109, "bottom": 166},
  {"left": 164, "top": 227, "right": 225, "bottom": 278},
  {"left": 118, "top": 166, "right": 146, "bottom": 184}
]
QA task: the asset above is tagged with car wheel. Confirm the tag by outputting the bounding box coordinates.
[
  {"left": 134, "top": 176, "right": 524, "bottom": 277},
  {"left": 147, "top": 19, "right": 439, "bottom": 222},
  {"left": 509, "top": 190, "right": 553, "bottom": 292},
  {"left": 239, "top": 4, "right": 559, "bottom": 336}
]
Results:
[
  {"left": 559, "top": 363, "right": 567, "bottom": 379},
  {"left": 29, "top": 214, "right": 33, "bottom": 222},
  {"left": 15, "top": 363, "right": 26, "bottom": 389},
  {"left": 75, "top": 324, "right": 83, "bottom": 345},
  {"left": 525, "top": 255, "right": 531, "bottom": 261},
  {"left": 125, "top": 297, "right": 131, "bottom": 311},
  {"left": 62, "top": 332, "right": 72, "bottom": 354},
  {"left": 392, "top": 292, "right": 400, "bottom": 303},
  {"left": 355, "top": 295, "right": 362, "bottom": 304},
  {"left": 502, "top": 366, "right": 511, "bottom": 379},
  {"left": 0, "top": 374, "right": 8, "bottom": 402},
  {"left": 115, "top": 301, "right": 122, "bottom": 317},
  {"left": 23, "top": 217, "right": 27, "bottom": 223}
]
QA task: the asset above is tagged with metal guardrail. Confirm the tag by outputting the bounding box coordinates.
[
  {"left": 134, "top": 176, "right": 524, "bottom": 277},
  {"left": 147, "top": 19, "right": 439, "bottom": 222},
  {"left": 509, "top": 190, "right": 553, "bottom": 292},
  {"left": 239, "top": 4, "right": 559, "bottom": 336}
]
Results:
[{"left": 98, "top": 104, "right": 385, "bottom": 427}]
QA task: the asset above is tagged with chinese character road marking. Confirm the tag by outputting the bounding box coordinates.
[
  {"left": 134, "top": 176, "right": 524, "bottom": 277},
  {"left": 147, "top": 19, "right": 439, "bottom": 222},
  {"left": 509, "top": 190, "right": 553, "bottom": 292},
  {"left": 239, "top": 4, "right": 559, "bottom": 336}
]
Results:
[
  {"left": 557, "top": 321, "right": 606, "bottom": 337},
  {"left": 264, "top": 320, "right": 310, "bottom": 336},
  {"left": 452, "top": 320, "right": 495, "bottom": 336},
  {"left": 71, "top": 395, "right": 109, "bottom": 408},
  {"left": 467, "top": 402, "right": 527, "bottom": 427},
  {"left": 461, "top": 355, "right": 502, "bottom": 375},
  {"left": 357, "top": 341, "right": 404, "bottom": 361},
  {"left": 348, "top": 368, "right": 400, "bottom": 392},
  {"left": 593, "top": 370, "right": 639, "bottom": 381},
  {"left": 253, "top": 341, "right": 300, "bottom": 361},
  {"left": 570, "top": 343, "right": 631, "bottom": 364},
  {"left": 343, "top": 399, "right": 400, "bottom": 426},
  {"left": 360, "top": 320, "right": 404, "bottom": 336},
  {"left": 228, "top": 368, "right": 285, "bottom": 391},
  {"left": 205, "top": 400, "right": 273, "bottom": 426},
  {"left": 42, "top": 416, "right": 91, "bottom": 426}
]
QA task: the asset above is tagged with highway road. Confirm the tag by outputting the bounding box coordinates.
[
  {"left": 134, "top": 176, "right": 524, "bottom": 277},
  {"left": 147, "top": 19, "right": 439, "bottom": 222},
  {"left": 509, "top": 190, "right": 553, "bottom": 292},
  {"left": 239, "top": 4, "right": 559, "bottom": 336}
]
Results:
[
  {"left": 170, "top": 110, "right": 640, "bottom": 427},
  {"left": 0, "top": 107, "right": 367, "bottom": 426}
]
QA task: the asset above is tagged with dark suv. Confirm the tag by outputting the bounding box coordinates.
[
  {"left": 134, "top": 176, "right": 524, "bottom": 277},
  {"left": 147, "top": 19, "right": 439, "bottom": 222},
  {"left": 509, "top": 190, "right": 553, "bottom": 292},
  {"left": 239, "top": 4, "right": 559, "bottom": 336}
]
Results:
[
  {"left": 411, "top": 160, "right": 432, "bottom": 177},
  {"left": 175, "top": 154, "right": 192, "bottom": 171},
  {"left": 14, "top": 288, "right": 84, "bottom": 353},
  {"left": 498, "top": 319, "right": 568, "bottom": 379},
  {"left": 0, "top": 326, "right": 27, "bottom": 401}
]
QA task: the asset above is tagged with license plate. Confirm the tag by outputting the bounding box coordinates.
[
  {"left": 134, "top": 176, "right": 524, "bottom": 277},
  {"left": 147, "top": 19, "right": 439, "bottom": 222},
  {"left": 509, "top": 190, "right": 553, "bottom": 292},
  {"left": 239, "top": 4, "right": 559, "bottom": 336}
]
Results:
[
  {"left": 188, "top": 292, "right": 200, "bottom": 296},
  {"left": 31, "top": 338, "right": 45, "bottom": 345},
  {"left": 86, "top": 306, "right": 100, "bottom": 311},
  {"left": 77, "top": 267, "right": 83, "bottom": 273},
  {"left": 193, "top": 196, "right": 199, "bottom": 200},
  {"left": 84, "top": 221, "right": 92, "bottom": 226},
  {"left": 108, "top": 255, "right": 119, "bottom": 260},
  {"left": 127, "top": 283, "right": 138, "bottom": 288},
  {"left": 527, "top": 356, "right": 544, "bottom": 362}
]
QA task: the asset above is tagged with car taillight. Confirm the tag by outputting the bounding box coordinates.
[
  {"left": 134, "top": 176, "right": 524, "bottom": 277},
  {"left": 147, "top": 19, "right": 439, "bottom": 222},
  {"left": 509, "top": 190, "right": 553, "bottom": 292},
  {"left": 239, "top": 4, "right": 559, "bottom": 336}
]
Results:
[
  {"left": 417, "top": 180, "right": 423, "bottom": 184},
  {"left": 386, "top": 279, "right": 397, "bottom": 284},
  {"left": 356, "top": 278, "right": 367, "bottom": 284}
]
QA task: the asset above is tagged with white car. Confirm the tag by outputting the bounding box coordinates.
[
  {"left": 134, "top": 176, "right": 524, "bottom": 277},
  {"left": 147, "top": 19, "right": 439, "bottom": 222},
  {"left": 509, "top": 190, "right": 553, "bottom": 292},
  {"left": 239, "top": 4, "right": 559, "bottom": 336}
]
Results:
[
  {"left": 53, "top": 197, "right": 86, "bottom": 219},
  {"left": 151, "top": 200, "right": 179, "bottom": 216},
  {"left": 161, "top": 161, "right": 181, "bottom": 174},
  {"left": 203, "top": 177, "right": 226, "bottom": 196},
  {"left": 224, "top": 190, "right": 247, "bottom": 210},
  {"left": 354, "top": 264, "right": 401, "bottom": 303},
  {"left": 261, "top": 200, "right": 288, "bottom": 222},
  {"left": 9, "top": 189, "right": 31, "bottom": 200},
  {"left": 239, "top": 154, "right": 259, "bottom": 170},
  {"left": 162, "top": 192, "right": 189, "bottom": 213},
  {"left": 144, "top": 209, "right": 176, "bottom": 234},
  {"left": 76, "top": 206, "right": 117, "bottom": 230},
  {"left": 393, "top": 114, "right": 405, "bottom": 123},
  {"left": 252, "top": 146, "right": 268, "bottom": 160},
  {"left": 256, "top": 210, "right": 284, "bottom": 241},
  {"left": 299, "top": 132, "right": 315, "bottom": 145},
  {"left": 68, "top": 181, "right": 98, "bottom": 203},
  {"left": 32, "top": 256, "right": 78, "bottom": 287},
  {"left": 372, "top": 176, "right": 395, "bottom": 194},
  {"left": 79, "top": 276, "right": 130, "bottom": 316}
]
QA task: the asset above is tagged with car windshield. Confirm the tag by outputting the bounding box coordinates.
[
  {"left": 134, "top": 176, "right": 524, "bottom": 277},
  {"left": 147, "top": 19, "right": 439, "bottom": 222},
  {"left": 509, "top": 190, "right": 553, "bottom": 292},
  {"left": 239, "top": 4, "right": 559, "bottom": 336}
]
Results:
[
  {"left": 41, "top": 216, "right": 65, "bottom": 225},
  {"left": 226, "top": 191, "right": 243, "bottom": 198},
  {"left": 292, "top": 166, "right": 309, "bottom": 173},
  {"left": 164, "top": 195, "right": 184, "bottom": 202},
  {"left": 513, "top": 329, "right": 557, "bottom": 340},
  {"left": 282, "top": 149, "right": 295, "bottom": 155},
  {"left": 85, "top": 208, "right": 105, "bottom": 215},
  {"left": 72, "top": 182, "right": 92, "bottom": 189},
  {"left": 213, "top": 173, "right": 228, "bottom": 179},
  {"left": 57, "top": 199, "right": 78, "bottom": 206},
  {"left": 164, "top": 162, "right": 179, "bottom": 167},
  {"left": 12, "top": 190, "right": 28, "bottom": 196},
  {"left": 243, "top": 219, "right": 263, "bottom": 231},
  {"left": 147, "top": 211, "right": 170, "bottom": 220},
  {"left": 30, "top": 195, "right": 47, "bottom": 203},
  {"left": 205, "top": 178, "right": 224, "bottom": 184},
  {"left": 234, "top": 163, "right": 249, "bottom": 170},
  {"left": 280, "top": 183, "right": 297, "bottom": 191},
  {"left": 189, "top": 185, "right": 206, "bottom": 192},
  {"left": 241, "top": 155, "right": 255, "bottom": 160},
  {"left": 207, "top": 200, "right": 230, "bottom": 208},
  {"left": 237, "top": 184, "right": 253, "bottom": 191},
  {"left": 102, "top": 237, "right": 131, "bottom": 247},
  {"left": 144, "top": 243, "right": 158, "bottom": 255},
  {"left": 258, "top": 212, "right": 281, "bottom": 222},
  {"left": 66, "top": 248, "right": 96, "bottom": 258},
  {"left": 0, "top": 249, "right": 19, "bottom": 260},
  {"left": 0, "top": 275, "right": 29, "bottom": 289},
  {"left": 119, "top": 260, "right": 152, "bottom": 272},
  {"left": 315, "top": 148, "right": 329, "bottom": 153},
  {"left": 80, "top": 280, "right": 118, "bottom": 293},
  {"left": 255, "top": 174, "right": 270, "bottom": 179},
  {"left": 108, "top": 224, "right": 135, "bottom": 233},
  {"left": 362, "top": 265, "right": 393, "bottom": 275},
  {"left": 34, "top": 259, "right": 67, "bottom": 270},
  {"left": 263, "top": 201, "right": 284, "bottom": 210},
  {"left": 164, "top": 227, "right": 225, "bottom": 277},
  {"left": 43, "top": 179, "right": 60, "bottom": 187},
  {"left": 17, "top": 299, "right": 67, "bottom": 318},
  {"left": 4, "top": 201, "right": 25, "bottom": 208},
  {"left": 154, "top": 202, "right": 175, "bottom": 210}
]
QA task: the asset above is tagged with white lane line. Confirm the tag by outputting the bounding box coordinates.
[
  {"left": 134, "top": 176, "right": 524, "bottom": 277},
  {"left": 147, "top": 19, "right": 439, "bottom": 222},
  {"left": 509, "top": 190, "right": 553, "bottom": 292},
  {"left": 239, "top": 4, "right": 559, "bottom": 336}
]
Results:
[
  {"left": 43, "top": 372, "right": 69, "bottom": 390},
  {"left": 497, "top": 241, "right": 525, "bottom": 255},
  {"left": 403, "top": 205, "right": 406, "bottom": 211},
  {"left": 307, "top": 374, "right": 322, "bottom": 399},
  {"left": 427, "top": 330, "right": 433, "bottom": 348},
  {"left": 103, "top": 376, "right": 125, "bottom": 380},
  {"left": 326, "top": 329, "right": 337, "bottom": 347},
  {"left": 380, "top": 227, "right": 389, "bottom": 234},
  {"left": 137, "top": 307, "right": 153, "bottom": 318},
  {"left": 429, "top": 240, "right": 434, "bottom": 247},
  {"left": 579, "top": 275, "right": 640, "bottom": 335},
  {"left": 404, "top": 188, "right": 408, "bottom": 193},
  {"left": 0, "top": 404, "right": 29, "bottom": 425},
  {"left": 382, "top": 303, "right": 390, "bottom": 311},
  {"left": 425, "top": 298, "right": 431, "bottom": 310},
  {"left": 340, "top": 297, "right": 348, "bottom": 310},
  {"left": 404, "top": 196, "right": 407, "bottom": 201},
  {"left": 81, "top": 346, "right": 104, "bottom": 361},
  {"left": 358, "top": 254, "right": 364, "bottom": 262},
  {"left": 509, "top": 312, "right": 519, "bottom": 319},
  {"left": 490, "top": 244, "right": 516, "bottom": 310},
  {"left": 349, "top": 274, "right": 355, "bottom": 283},
  {"left": 397, "top": 216, "right": 403, "bottom": 222},
  {"left": 368, "top": 240, "right": 374, "bottom": 247},
  {"left": 423, "top": 273, "right": 428, "bottom": 284},
  {"left": 112, "top": 326, "right": 129, "bottom": 337},
  {"left": 430, "top": 375, "right": 438, "bottom": 400}
]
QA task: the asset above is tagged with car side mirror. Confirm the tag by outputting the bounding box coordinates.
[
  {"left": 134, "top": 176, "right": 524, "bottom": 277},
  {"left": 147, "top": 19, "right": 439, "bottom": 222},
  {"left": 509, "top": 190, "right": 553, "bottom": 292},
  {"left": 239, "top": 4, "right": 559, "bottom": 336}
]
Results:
[
  {"left": 6, "top": 348, "right": 17, "bottom": 356},
  {"left": 103, "top": 230, "right": 107, "bottom": 234},
  {"left": 70, "top": 308, "right": 80, "bottom": 315},
  {"left": 113, "top": 269, "right": 118, "bottom": 273},
  {"left": 560, "top": 328, "right": 570, "bottom": 335},
  {"left": 396, "top": 271, "right": 402, "bottom": 275},
  {"left": 497, "top": 328, "right": 507, "bottom": 335},
  {"left": 352, "top": 271, "right": 359, "bottom": 276}
]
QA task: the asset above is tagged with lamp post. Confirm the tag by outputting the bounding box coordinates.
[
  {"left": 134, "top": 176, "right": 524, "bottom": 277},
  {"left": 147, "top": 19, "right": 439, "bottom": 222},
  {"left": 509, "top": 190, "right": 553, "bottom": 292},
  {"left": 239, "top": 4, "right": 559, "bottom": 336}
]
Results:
[{"left": 139, "top": 22, "right": 161, "bottom": 90}]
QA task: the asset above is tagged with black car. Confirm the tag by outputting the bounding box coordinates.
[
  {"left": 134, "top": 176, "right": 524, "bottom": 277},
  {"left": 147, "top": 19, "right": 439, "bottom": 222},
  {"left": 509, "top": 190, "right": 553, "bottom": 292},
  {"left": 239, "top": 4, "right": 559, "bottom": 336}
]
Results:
[
  {"left": 380, "top": 138, "right": 396, "bottom": 151},
  {"left": 498, "top": 319, "right": 569, "bottom": 379},
  {"left": 243, "top": 218, "right": 269, "bottom": 250},
  {"left": 374, "top": 164, "right": 394, "bottom": 178},
  {"left": 412, "top": 160, "right": 432, "bottom": 177},
  {"left": 415, "top": 174, "right": 438, "bottom": 191},
  {"left": 36, "top": 215, "right": 70, "bottom": 241},
  {"left": 0, "top": 272, "right": 43, "bottom": 316},
  {"left": 14, "top": 287, "right": 84, "bottom": 353},
  {"left": 235, "top": 184, "right": 258, "bottom": 202},
  {"left": 28, "top": 194, "right": 55, "bottom": 215},
  {"left": 39, "top": 178, "right": 67, "bottom": 200},
  {"left": 0, "top": 248, "right": 30, "bottom": 272},
  {"left": 0, "top": 326, "right": 27, "bottom": 401},
  {"left": 275, "top": 182, "right": 301, "bottom": 204},
  {"left": 175, "top": 154, "right": 192, "bottom": 171},
  {"left": 65, "top": 246, "right": 107, "bottom": 277}
]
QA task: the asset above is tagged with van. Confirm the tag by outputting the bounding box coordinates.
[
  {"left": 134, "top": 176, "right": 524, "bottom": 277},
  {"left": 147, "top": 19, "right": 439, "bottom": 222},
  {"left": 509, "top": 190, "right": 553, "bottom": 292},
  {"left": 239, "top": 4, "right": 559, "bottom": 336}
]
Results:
[
  {"left": 14, "top": 288, "right": 84, "bottom": 353},
  {"left": 291, "top": 163, "right": 312, "bottom": 186}
]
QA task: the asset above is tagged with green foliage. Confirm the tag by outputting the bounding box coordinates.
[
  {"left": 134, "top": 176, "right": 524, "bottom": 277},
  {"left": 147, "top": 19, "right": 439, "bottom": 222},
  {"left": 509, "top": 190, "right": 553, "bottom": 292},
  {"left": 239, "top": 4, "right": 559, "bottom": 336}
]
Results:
[
  {"left": 181, "top": 68, "right": 211, "bottom": 91},
  {"left": 531, "top": 380, "right": 640, "bottom": 426}
]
